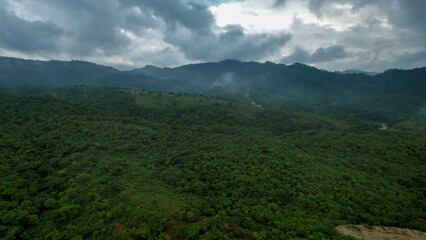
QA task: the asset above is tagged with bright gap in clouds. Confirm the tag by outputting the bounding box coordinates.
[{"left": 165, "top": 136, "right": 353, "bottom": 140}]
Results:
[
  {"left": 209, "top": 0, "right": 381, "bottom": 33},
  {"left": 210, "top": 1, "right": 318, "bottom": 32}
]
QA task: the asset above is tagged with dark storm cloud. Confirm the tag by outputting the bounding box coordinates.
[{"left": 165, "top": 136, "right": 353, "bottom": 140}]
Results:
[
  {"left": 387, "top": 0, "right": 426, "bottom": 34},
  {"left": 307, "top": 0, "right": 325, "bottom": 18},
  {"left": 138, "top": 0, "right": 215, "bottom": 33},
  {"left": 136, "top": 0, "right": 292, "bottom": 62},
  {"left": 20, "top": 0, "right": 153, "bottom": 55},
  {"left": 281, "top": 46, "right": 310, "bottom": 63},
  {"left": 310, "top": 45, "right": 351, "bottom": 62},
  {"left": 0, "top": 0, "right": 163, "bottom": 56},
  {"left": 0, "top": 6, "right": 64, "bottom": 53},
  {"left": 282, "top": 45, "right": 350, "bottom": 63},
  {"left": 165, "top": 24, "right": 292, "bottom": 61},
  {"left": 274, "top": 0, "right": 287, "bottom": 7},
  {"left": 398, "top": 51, "right": 426, "bottom": 64},
  {"left": 352, "top": 50, "right": 426, "bottom": 71},
  {"left": 0, "top": 0, "right": 292, "bottom": 66}
]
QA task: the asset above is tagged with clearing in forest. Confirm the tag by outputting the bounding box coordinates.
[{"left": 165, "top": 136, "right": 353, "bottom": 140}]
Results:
[{"left": 336, "top": 225, "right": 426, "bottom": 240}]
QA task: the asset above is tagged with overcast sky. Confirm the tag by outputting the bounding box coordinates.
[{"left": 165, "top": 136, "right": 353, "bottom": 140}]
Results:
[{"left": 0, "top": 0, "right": 425, "bottom": 71}]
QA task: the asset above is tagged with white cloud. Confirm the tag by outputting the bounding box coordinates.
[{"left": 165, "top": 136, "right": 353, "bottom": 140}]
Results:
[{"left": 210, "top": 0, "right": 317, "bottom": 32}]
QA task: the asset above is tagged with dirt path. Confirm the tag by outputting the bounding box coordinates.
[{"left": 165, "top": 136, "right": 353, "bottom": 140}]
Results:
[{"left": 336, "top": 225, "right": 426, "bottom": 240}]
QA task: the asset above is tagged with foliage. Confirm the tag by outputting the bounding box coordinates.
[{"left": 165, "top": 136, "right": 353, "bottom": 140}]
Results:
[{"left": 0, "top": 86, "right": 425, "bottom": 239}]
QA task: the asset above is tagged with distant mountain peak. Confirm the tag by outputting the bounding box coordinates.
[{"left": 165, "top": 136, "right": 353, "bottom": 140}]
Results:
[
  {"left": 218, "top": 59, "right": 242, "bottom": 63},
  {"left": 141, "top": 65, "right": 162, "bottom": 70},
  {"left": 337, "top": 69, "right": 379, "bottom": 76}
]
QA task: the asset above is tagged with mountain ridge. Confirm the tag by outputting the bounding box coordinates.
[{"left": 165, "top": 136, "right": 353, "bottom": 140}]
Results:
[{"left": 1, "top": 56, "right": 425, "bottom": 124}]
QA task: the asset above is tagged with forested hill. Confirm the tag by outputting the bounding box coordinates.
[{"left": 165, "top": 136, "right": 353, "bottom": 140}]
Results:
[
  {"left": 133, "top": 59, "right": 283, "bottom": 90},
  {"left": 0, "top": 56, "right": 118, "bottom": 87},
  {"left": 0, "top": 57, "right": 185, "bottom": 93},
  {"left": 0, "top": 56, "right": 425, "bottom": 125},
  {"left": 1, "top": 86, "right": 425, "bottom": 239},
  {"left": 136, "top": 59, "right": 425, "bottom": 97}
]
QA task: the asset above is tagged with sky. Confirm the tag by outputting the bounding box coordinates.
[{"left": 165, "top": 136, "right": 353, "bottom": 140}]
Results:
[{"left": 0, "top": 0, "right": 425, "bottom": 71}]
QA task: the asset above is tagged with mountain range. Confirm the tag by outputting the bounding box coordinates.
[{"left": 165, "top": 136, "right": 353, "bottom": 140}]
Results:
[{"left": 0, "top": 56, "right": 425, "bottom": 125}]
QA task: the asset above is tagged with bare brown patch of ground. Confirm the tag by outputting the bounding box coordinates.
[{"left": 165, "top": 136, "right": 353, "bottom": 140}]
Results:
[
  {"left": 112, "top": 222, "right": 122, "bottom": 236},
  {"left": 336, "top": 225, "right": 426, "bottom": 240},
  {"left": 166, "top": 224, "right": 175, "bottom": 240}
]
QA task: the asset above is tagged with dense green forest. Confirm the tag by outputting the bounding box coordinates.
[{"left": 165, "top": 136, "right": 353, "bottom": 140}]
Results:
[{"left": 1, "top": 86, "right": 425, "bottom": 239}]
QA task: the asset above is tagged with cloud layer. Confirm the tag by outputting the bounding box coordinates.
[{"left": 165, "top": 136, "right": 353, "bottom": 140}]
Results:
[
  {"left": 0, "top": 5, "right": 64, "bottom": 53},
  {"left": 0, "top": 0, "right": 425, "bottom": 71},
  {"left": 282, "top": 45, "right": 351, "bottom": 63}
]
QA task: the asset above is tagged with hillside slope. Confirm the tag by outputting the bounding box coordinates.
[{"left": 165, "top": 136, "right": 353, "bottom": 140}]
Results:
[{"left": 1, "top": 86, "right": 425, "bottom": 239}]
